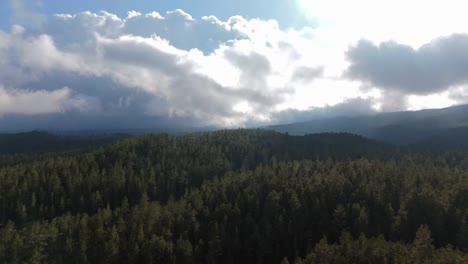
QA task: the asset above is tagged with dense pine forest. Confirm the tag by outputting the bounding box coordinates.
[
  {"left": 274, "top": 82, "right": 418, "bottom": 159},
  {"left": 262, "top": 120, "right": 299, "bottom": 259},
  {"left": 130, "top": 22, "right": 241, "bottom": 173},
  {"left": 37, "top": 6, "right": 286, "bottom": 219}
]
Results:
[{"left": 1, "top": 129, "right": 468, "bottom": 263}]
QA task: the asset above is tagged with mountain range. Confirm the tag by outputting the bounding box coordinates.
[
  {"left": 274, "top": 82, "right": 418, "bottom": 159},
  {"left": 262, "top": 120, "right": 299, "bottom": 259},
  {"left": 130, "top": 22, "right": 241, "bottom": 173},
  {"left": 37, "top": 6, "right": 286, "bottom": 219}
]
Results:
[{"left": 267, "top": 103, "right": 468, "bottom": 146}]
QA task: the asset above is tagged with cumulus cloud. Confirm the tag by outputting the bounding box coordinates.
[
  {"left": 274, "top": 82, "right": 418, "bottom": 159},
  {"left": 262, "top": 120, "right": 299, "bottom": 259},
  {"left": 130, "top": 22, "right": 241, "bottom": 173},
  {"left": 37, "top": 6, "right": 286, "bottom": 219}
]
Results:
[
  {"left": 19, "top": 34, "right": 85, "bottom": 72},
  {"left": 47, "top": 9, "right": 245, "bottom": 55},
  {"left": 346, "top": 35, "right": 468, "bottom": 95},
  {"left": 0, "top": 7, "right": 335, "bottom": 131},
  {"left": 0, "top": 86, "right": 84, "bottom": 115},
  {"left": 4, "top": 0, "right": 468, "bottom": 132}
]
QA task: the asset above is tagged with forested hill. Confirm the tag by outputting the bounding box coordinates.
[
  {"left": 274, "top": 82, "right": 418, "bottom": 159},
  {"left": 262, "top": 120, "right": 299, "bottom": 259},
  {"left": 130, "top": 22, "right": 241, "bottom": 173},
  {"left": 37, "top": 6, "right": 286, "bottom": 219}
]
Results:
[
  {"left": 1, "top": 129, "right": 468, "bottom": 263},
  {"left": 0, "top": 131, "right": 128, "bottom": 155},
  {"left": 0, "top": 130, "right": 397, "bottom": 226}
]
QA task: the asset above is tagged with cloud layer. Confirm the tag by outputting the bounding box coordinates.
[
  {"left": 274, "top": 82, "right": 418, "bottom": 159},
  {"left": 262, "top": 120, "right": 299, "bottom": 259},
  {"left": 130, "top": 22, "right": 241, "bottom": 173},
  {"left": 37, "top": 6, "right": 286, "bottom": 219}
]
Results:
[
  {"left": 0, "top": 8, "right": 331, "bottom": 131},
  {"left": 2, "top": 1, "right": 468, "bottom": 132}
]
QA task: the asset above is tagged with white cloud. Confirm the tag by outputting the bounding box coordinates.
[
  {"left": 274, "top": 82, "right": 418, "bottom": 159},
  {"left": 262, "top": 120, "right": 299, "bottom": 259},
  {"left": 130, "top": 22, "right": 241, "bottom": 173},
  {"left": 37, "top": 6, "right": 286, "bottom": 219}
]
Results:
[
  {"left": 2, "top": 3, "right": 468, "bottom": 130},
  {"left": 18, "top": 34, "right": 85, "bottom": 72},
  {"left": 1, "top": 10, "right": 334, "bottom": 128},
  {"left": 11, "top": 24, "right": 25, "bottom": 35},
  {"left": 0, "top": 86, "right": 85, "bottom": 115}
]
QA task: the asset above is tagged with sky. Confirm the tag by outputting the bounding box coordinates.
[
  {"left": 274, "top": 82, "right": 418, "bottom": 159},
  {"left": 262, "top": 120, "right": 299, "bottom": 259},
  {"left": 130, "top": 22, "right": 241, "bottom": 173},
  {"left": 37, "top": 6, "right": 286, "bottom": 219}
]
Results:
[{"left": 0, "top": 0, "right": 468, "bottom": 131}]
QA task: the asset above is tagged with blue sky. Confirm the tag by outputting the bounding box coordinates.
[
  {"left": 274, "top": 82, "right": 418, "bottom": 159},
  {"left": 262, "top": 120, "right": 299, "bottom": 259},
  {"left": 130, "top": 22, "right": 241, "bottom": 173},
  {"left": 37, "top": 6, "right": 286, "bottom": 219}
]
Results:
[
  {"left": 1, "top": 0, "right": 468, "bottom": 131},
  {"left": 0, "top": 0, "right": 308, "bottom": 30}
]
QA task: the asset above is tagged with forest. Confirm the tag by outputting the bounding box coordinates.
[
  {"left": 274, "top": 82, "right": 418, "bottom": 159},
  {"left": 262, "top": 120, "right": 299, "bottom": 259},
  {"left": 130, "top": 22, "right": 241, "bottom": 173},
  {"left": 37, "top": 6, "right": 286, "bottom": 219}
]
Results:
[{"left": 1, "top": 129, "right": 468, "bottom": 263}]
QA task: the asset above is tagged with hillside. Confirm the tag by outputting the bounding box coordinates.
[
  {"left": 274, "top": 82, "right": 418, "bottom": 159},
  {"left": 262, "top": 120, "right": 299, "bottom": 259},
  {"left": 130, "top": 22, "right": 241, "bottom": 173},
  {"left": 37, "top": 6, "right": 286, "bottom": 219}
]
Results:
[{"left": 0, "top": 131, "right": 129, "bottom": 155}]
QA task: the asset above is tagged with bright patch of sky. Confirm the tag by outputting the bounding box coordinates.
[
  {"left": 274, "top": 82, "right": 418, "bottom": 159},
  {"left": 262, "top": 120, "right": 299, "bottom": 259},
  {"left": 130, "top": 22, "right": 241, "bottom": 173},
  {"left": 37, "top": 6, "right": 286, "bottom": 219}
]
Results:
[{"left": 299, "top": 0, "right": 468, "bottom": 47}]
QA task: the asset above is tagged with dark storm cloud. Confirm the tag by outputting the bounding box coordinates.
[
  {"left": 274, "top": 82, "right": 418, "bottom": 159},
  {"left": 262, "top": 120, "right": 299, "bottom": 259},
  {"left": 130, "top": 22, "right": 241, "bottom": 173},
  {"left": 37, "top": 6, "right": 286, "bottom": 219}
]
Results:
[{"left": 346, "top": 34, "right": 468, "bottom": 95}]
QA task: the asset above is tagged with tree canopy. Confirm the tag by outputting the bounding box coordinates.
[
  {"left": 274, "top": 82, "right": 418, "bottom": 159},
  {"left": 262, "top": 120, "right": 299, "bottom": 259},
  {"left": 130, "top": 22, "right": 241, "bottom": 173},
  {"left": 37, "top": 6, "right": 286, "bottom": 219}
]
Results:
[{"left": 1, "top": 129, "right": 467, "bottom": 263}]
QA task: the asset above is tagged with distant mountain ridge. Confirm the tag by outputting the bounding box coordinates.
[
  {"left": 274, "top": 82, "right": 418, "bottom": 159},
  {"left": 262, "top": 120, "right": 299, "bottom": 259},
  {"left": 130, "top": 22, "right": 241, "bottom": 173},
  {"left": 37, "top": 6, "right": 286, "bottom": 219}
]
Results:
[{"left": 267, "top": 103, "right": 468, "bottom": 145}]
